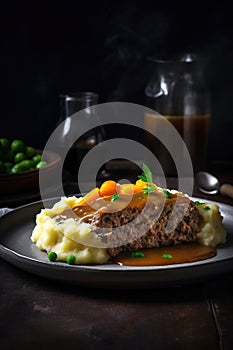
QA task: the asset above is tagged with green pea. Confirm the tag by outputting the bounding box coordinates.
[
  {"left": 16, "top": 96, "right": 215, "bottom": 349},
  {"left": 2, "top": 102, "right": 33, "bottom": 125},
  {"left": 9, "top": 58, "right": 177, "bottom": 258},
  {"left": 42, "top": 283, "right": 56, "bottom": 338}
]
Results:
[
  {"left": 11, "top": 160, "right": 34, "bottom": 173},
  {"left": 25, "top": 146, "right": 37, "bottom": 158},
  {"left": 32, "top": 154, "right": 42, "bottom": 165},
  {"left": 48, "top": 251, "right": 57, "bottom": 261},
  {"left": 36, "top": 160, "right": 48, "bottom": 169},
  {"left": 0, "top": 160, "right": 5, "bottom": 173},
  {"left": 14, "top": 152, "right": 26, "bottom": 164},
  {"left": 0, "top": 138, "right": 10, "bottom": 151},
  {"left": 11, "top": 163, "right": 23, "bottom": 173},
  {"left": 66, "top": 255, "right": 76, "bottom": 264},
  {"left": 4, "top": 162, "right": 13, "bottom": 173},
  {"left": 19, "top": 159, "right": 34, "bottom": 169},
  {"left": 3, "top": 149, "right": 14, "bottom": 163},
  {"left": 11, "top": 139, "right": 25, "bottom": 152}
]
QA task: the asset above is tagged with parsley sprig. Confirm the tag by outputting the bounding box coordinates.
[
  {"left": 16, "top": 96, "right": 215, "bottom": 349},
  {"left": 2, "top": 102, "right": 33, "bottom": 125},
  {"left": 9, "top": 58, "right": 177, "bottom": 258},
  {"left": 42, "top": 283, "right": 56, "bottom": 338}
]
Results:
[
  {"left": 138, "top": 164, "right": 172, "bottom": 198},
  {"left": 143, "top": 183, "right": 156, "bottom": 194},
  {"left": 138, "top": 163, "right": 156, "bottom": 195},
  {"left": 162, "top": 189, "right": 171, "bottom": 199},
  {"left": 162, "top": 253, "right": 173, "bottom": 259},
  {"left": 194, "top": 201, "right": 211, "bottom": 210},
  {"left": 129, "top": 251, "right": 145, "bottom": 258},
  {"left": 138, "top": 163, "right": 153, "bottom": 183},
  {"left": 111, "top": 193, "right": 119, "bottom": 201},
  {"left": 204, "top": 206, "right": 211, "bottom": 211}
]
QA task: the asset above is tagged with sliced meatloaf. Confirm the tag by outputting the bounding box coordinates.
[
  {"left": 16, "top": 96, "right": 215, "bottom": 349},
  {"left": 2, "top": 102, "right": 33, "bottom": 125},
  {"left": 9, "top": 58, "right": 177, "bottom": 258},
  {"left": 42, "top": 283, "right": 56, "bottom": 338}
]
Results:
[{"left": 68, "top": 191, "right": 203, "bottom": 258}]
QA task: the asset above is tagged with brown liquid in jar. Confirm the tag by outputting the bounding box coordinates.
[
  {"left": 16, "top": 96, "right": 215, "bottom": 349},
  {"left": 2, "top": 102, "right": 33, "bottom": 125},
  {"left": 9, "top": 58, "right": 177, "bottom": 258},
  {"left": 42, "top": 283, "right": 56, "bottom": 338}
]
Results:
[
  {"left": 114, "top": 243, "right": 216, "bottom": 266},
  {"left": 144, "top": 113, "right": 211, "bottom": 175}
]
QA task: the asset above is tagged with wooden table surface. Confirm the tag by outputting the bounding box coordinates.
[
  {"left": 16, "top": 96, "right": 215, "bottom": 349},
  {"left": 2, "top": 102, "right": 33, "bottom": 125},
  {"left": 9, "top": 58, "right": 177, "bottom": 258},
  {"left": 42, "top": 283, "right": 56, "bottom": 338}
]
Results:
[{"left": 0, "top": 172, "right": 233, "bottom": 350}]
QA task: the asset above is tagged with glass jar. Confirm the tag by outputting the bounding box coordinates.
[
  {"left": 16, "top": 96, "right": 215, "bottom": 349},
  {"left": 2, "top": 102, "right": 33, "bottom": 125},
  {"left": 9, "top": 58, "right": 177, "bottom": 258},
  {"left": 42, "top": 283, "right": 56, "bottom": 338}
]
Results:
[{"left": 145, "top": 53, "right": 211, "bottom": 174}]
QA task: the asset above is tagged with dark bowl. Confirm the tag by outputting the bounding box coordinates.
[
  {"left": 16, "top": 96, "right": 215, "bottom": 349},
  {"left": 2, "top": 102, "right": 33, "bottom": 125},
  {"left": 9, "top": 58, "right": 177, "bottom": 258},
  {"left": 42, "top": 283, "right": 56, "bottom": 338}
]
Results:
[{"left": 0, "top": 150, "right": 61, "bottom": 195}]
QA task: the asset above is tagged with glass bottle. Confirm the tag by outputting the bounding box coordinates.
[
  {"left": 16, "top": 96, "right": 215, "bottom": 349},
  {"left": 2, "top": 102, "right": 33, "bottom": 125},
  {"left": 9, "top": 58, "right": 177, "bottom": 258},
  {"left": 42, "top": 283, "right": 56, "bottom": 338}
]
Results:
[{"left": 145, "top": 53, "right": 211, "bottom": 174}]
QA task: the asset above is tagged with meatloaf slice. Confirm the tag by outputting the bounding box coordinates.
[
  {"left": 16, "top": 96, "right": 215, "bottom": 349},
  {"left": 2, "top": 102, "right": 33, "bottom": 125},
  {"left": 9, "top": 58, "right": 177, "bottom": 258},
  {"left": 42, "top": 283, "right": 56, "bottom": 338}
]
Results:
[{"left": 89, "top": 193, "right": 203, "bottom": 257}]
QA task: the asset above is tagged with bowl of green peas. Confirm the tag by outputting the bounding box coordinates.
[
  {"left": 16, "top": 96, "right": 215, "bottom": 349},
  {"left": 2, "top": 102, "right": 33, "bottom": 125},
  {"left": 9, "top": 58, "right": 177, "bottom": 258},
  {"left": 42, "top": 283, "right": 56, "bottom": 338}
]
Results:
[{"left": 0, "top": 138, "right": 61, "bottom": 194}]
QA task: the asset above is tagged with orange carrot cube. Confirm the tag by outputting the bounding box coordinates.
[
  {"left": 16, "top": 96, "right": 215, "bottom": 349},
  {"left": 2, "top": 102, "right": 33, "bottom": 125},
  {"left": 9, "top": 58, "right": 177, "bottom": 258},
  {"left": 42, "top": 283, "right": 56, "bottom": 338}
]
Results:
[{"left": 99, "top": 180, "right": 118, "bottom": 197}]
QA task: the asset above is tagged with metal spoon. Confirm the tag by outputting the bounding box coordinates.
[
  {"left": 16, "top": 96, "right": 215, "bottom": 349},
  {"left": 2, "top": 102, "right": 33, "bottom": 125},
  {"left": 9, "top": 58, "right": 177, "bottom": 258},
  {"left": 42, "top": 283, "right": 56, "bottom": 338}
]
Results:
[{"left": 195, "top": 171, "right": 233, "bottom": 199}]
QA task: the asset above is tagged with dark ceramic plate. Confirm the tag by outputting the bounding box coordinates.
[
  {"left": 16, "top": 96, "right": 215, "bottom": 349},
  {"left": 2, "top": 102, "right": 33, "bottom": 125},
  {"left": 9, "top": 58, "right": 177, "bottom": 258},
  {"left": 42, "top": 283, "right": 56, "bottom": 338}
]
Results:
[{"left": 0, "top": 197, "right": 232, "bottom": 288}]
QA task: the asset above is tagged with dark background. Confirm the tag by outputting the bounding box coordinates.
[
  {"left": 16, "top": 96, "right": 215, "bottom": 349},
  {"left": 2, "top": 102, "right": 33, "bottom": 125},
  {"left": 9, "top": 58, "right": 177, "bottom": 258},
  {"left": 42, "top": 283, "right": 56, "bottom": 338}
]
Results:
[{"left": 1, "top": 1, "right": 233, "bottom": 168}]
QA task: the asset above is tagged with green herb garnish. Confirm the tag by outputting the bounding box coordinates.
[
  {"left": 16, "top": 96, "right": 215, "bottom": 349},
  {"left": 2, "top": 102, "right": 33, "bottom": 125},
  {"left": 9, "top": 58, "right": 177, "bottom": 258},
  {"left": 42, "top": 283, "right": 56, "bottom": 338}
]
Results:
[
  {"left": 204, "top": 206, "right": 211, "bottom": 210},
  {"left": 194, "top": 201, "right": 210, "bottom": 210},
  {"left": 129, "top": 251, "right": 145, "bottom": 258},
  {"left": 48, "top": 251, "right": 57, "bottom": 261},
  {"left": 194, "top": 201, "right": 204, "bottom": 206},
  {"left": 162, "top": 253, "right": 173, "bottom": 259},
  {"left": 111, "top": 193, "right": 119, "bottom": 201},
  {"left": 143, "top": 183, "right": 156, "bottom": 194},
  {"left": 138, "top": 163, "right": 153, "bottom": 183},
  {"left": 138, "top": 164, "right": 156, "bottom": 194},
  {"left": 162, "top": 189, "right": 171, "bottom": 199},
  {"left": 56, "top": 221, "right": 64, "bottom": 225}
]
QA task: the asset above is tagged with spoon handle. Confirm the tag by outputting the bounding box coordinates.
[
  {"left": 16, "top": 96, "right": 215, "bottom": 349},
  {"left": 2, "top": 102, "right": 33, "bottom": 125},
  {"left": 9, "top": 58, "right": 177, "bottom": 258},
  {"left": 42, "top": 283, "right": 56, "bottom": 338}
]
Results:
[{"left": 220, "top": 184, "right": 233, "bottom": 199}]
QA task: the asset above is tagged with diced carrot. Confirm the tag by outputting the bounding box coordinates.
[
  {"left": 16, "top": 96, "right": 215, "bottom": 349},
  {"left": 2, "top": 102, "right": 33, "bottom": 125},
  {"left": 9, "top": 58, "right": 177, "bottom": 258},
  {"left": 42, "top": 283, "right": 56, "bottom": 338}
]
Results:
[
  {"left": 99, "top": 180, "right": 118, "bottom": 197},
  {"left": 135, "top": 179, "right": 157, "bottom": 191},
  {"left": 77, "top": 198, "right": 88, "bottom": 206},
  {"left": 80, "top": 187, "right": 100, "bottom": 206},
  {"left": 135, "top": 179, "right": 148, "bottom": 190},
  {"left": 118, "top": 183, "right": 141, "bottom": 195}
]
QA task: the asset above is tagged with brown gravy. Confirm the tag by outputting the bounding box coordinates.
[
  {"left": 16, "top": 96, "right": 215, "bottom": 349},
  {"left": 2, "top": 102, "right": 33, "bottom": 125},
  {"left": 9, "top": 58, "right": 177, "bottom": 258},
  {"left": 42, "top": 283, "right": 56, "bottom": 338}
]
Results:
[
  {"left": 57, "top": 191, "right": 182, "bottom": 223},
  {"left": 114, "top": 243, "right": 216, "bottom": 266}
]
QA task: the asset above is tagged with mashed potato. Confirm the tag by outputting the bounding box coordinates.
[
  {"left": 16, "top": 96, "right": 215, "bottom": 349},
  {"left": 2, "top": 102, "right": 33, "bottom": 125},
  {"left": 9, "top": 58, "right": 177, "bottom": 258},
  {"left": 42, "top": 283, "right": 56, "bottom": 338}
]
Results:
[
  {"left": 31, "top": 196, "right": 109, "bottom": 264},
  {"left": 196, "top": 202, "right": 227, "bottom": 247}
]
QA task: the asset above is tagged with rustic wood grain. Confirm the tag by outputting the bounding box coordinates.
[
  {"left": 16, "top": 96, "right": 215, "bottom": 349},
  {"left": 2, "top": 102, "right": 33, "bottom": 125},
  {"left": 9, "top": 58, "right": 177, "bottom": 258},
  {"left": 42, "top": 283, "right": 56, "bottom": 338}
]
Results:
[{"left": 0, "top": 258, "right": 224, "bottom": 350}]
